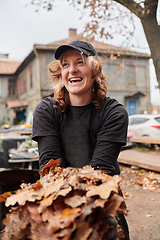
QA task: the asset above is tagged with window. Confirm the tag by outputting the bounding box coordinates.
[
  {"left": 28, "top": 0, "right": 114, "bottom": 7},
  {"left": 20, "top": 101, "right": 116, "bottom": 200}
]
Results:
[
  {"left": 129, "top": 117, "right": 149, "bottom": 125},
  {"left": 30, "top": 66, "right": 33, "bottom": 88},
  {"left": 0, "top": 77, "right": 2, "bottom": 96},
  {"left": 155, "top": 117, "right": 160, "bottom": 123},
  {"left": 17, "top": 73, "right": 26, "bottom": 94},
  {"left": 23, "top": 73, "right": 26, "bottom": 92},
  {"left": 8, "top": 79, "right": 16, "bottom": 96},
  {"left": 126, "top": 65, "right": 136, "bottom": 85}
]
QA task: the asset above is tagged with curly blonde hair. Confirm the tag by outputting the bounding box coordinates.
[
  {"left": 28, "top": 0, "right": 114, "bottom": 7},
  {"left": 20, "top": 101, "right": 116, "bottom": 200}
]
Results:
[{"left": 48, "top": 53, "right": 108, "bottom": 112}]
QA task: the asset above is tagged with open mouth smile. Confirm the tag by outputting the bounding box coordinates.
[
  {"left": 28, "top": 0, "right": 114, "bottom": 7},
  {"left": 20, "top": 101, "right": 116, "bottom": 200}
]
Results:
[{"left": 69, "top": 77, "right": 83, "bottom": 83}]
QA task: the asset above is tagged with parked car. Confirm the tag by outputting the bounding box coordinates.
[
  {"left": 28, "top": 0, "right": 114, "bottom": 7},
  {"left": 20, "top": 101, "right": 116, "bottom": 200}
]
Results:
[
  {"left": 128, "top": 114, "right": 160, "bottom": 138},
  {"left": 127, "top": 129, "right": 135, "bottom": 141},
  {"left": 121, "top": 129, "right": 135, "bottom": 151}
]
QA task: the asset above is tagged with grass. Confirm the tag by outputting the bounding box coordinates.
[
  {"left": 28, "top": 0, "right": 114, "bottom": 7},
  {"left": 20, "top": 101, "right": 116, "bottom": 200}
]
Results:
[{"left": 133, "top": 143, "right": 160, "bottom": 153}]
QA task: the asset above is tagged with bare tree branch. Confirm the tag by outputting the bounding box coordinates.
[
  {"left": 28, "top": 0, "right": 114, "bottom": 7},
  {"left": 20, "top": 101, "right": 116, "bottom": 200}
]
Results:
[{"left": 26, "top": 0, "right": 160, "bottom": 86}]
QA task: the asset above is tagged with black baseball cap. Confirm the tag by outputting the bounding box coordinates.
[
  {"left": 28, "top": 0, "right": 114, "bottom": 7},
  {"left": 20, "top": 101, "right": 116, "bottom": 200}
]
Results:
[{"left": 55, "top": 40, "right": 97, "bottom": 60}]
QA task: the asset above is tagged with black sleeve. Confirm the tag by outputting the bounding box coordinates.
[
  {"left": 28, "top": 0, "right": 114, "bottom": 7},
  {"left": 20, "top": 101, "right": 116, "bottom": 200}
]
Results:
[
  {"left": 99, "top": 104, "right": 128, "bottom": 145},
  {"left": 90, "top": 104, "right": 128, "bottom": 176},
  {"left": 32, "top": 97, "right": 61, "bottom": 140},
  {"left": 37, "top": 135, "right": 66, "bottom": 171},
  {"left": 90, "top": 141, "right": 122, "bottom": 176},
  {"left": 32, "top": 98, "right": 65, "bottom": 171}
]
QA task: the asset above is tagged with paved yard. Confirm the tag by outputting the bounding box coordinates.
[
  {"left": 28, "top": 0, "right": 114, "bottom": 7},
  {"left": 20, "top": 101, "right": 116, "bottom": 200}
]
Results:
[{"left": 120, "top": 164, "right": 160, "bottom": 240}]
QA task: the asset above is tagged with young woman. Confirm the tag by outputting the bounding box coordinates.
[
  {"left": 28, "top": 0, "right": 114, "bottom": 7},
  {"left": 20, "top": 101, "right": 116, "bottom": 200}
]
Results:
[{"left": 32, "top": 40, "right": 130, "bottom": 240}]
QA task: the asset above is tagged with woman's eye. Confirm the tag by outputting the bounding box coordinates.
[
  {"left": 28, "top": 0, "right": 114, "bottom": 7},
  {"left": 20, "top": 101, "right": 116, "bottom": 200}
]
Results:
[
  {"left": 77, "top": 61, "right": 84, "bottom": 65},
  {"left": 62, "top": 63, "right": 68, "bottom": 68}
]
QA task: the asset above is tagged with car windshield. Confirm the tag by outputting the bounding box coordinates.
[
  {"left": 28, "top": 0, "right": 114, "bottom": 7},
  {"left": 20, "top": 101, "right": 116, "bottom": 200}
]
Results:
[{"left": 129, "top": 117, "right": 149, "bottom": 125}]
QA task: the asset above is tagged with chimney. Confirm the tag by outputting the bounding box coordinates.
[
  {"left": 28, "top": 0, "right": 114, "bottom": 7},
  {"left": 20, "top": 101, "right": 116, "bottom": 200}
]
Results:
[
  {"left": 69, "top": 28, "right": 77, "bottom": 37},
  {"left": 0, "top": 53, "right": 9, "bottom": 59}
]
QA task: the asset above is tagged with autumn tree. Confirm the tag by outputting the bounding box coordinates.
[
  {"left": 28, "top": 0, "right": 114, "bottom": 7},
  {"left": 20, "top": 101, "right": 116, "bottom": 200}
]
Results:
[
  {"left": 29, "top": 0, "right": 160, "bottom": 88},
  {"left": 115, "top": 0, "right": 160, "bottom": 88}
]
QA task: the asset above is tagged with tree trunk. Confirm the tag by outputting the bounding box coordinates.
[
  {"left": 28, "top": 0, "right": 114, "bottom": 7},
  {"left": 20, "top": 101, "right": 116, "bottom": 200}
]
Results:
[
  {"left": 115, "top": 0, "right": 160, "bottom": 87},
  {"left": 140, "top": 13, "right": 160, "bottom": 88}
]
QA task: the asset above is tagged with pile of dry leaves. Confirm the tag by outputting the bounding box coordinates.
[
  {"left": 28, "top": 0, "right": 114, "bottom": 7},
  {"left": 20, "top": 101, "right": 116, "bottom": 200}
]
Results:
[
  {"left": 121, "top": 166, "right": 160, "bottom": 192},
  {"left": 0, "top": 159, "right": 126, "bottom": 240}
]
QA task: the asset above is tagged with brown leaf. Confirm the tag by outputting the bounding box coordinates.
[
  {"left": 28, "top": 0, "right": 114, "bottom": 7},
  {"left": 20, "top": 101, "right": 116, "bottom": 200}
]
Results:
[
  {"left": 39, "top": 158, "right": 61, "bottom": 177},
  {"left": 94, "top": 198, "right": 106, "bottom": 208},
  {"left": 80, "top": 202, "right": 96, "bottom": 219},
  {"left": 65, "top": 195, "right": 87, "bottom": 208},
  {"left": 58, "top": 186, "right": 72, "bottom": 197},
  {"left": 42, "top": 208, "right": 62, "bottom": 232},
  {"left": 74, "top": 221, "right": 93, "bottom": 240},
  {"left": 114, "top": 66, "right": 120, "bottom": 71},
  {"left": 105, "top": 194, "right": 124, "bottom": 217},
  {"left": 27, "top": 203, "right": 42, "bottom": 224},
  {"left": 55, "top": 221, "right": 76, "bottom": 238},
  {"left": 6, "top": 188, "right": 41, "bottom": 207},
  {"left": 31, "top": 179, "right": 42, "bottom": 190},
  {"left": 44, "top": 177, "right": 65, "bottom": 198},
  {"left": 30, "top": 221, "right": 59, "bottom": 240},
  {"left": 38, "top": 195, "right": 55, "bottom": 213},
  {"left": 86, "top": 175, "right": 121, "bottom": 199},
  {"left": 3, "top": 205, "right": 31, "bottom": 239},
  {"left": 110, "top": 54, "right": 117, "bottom": 60},
  {"left": 0, "top": 192, "right": 11, "bottom": 202},
  {"left": 59, "top": 208, "right": 81, "bottom": 228}
]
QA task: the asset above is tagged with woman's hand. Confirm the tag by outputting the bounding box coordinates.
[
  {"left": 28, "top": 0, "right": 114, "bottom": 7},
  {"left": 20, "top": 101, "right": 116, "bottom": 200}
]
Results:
[{"left": 103, "top": 216, "right": 118, "bottom": 240}]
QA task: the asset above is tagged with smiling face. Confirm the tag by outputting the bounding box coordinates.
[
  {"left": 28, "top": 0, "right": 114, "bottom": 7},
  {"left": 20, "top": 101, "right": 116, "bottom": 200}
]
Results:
[{"left": 60, "top": 49, "right": 94, "bottom": 106}]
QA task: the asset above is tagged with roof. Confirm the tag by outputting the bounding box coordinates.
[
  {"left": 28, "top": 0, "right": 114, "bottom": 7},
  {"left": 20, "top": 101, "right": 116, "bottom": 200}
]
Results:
[
  {"left": 0, "top": 58, "right": 21, "bottom": 74},
  {"left": 125, "top": 91, "right": 146, "bottom": 98},
  {"left": 7, "top": 99, "right": 28, "bottom": 108},
  {"left": 15, "top": 33, "right": 151, "bottom": 76},
  {"left": 46, "top": 34, "right": 150, "bottom": 58}
]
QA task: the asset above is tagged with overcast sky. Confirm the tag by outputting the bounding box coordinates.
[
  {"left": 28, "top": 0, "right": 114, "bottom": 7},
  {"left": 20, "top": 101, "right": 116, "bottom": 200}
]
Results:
[{"left": 0, "top": 0, "right": 159, "bottom": 105}]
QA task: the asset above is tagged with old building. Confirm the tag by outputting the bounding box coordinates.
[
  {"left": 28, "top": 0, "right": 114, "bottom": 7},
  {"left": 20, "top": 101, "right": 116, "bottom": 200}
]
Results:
[
  {"left": 0, "top": 29, "right": 151, "bottom": 125},
  {"left": 0, "top": 57, "right": 21, "bottom": 125}
]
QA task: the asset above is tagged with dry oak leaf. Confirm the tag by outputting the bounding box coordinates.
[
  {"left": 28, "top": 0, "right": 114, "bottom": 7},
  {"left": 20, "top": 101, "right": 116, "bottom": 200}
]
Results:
[
  {"left": 6, "top": 188, "right": 36, "bottom": 207},
  {"left": 6, "top": 187, "right": 43, "bottom": 207},
  {"left": 86, "top": 175, "right": 121, "bottom": 199},
  {"left": 57, "top": 186, "right": 72, "bottom": 197},
  {"left": 2, "top": 205, "right": 31, "bottom": 239},
  {"left": 42, "top": 209, "right": 63, "bottom": 232},
  {"left": 105, "top": 194, "right": 126, "bottom": 217},
  {"left": 43, "top": 177, "right": 65, "bottom": 198},
  {"left": 64, "top": 195, "right": 87, "bottom": 208},
  {"left": 39, "top": 158, "right": 61, "bottom": 177},
  {"left": 54, "top": 222, "right": 76, "bottom": 238},
  {"left": 73, "top": 220, "right": 93, "bottom": 240},
  {"left": 31, "top": 179, "right": 42, "bottom": 190},
  {"left": 0, "top": 191, "right": 11, "bottom": 202},
  {"left": 94, "top": 198, "right": 107, "bottom": 208},
  {"left": 80, "top": 202, "right": 97, "bottom": 219},
  {"left": 39, "top": 194, "right": 55, "bottom": 210},
  {"left": 5, "top": 176, "right": 65, "bottom": 207},
  {"left": 27, "top": 203, "right": 43, "bottom": 224},
  {"left": 59, "top": 208, "right": 81, "bottom": 228},
  {"left": 30, "top": 222, "right": 59, "bottom": 240}
]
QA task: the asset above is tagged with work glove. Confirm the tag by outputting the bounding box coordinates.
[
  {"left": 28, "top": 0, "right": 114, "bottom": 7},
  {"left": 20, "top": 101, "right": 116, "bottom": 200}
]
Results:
[{"left": 103, "top": 216, "right": 118, "bottom": 240}]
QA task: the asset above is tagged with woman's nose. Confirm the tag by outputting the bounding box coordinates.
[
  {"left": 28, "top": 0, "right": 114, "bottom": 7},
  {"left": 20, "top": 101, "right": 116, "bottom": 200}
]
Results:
[{"left": 69, "top": 64, "right": 77, "bottom": 73}]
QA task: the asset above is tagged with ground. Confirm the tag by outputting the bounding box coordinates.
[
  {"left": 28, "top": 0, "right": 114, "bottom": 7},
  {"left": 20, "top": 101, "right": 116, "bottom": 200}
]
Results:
[{"left": 120, "top": 164, "right": 160, "bottom": 240}]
